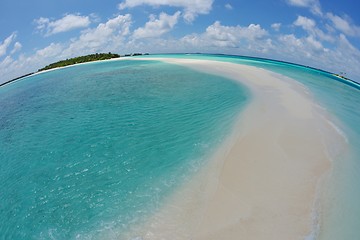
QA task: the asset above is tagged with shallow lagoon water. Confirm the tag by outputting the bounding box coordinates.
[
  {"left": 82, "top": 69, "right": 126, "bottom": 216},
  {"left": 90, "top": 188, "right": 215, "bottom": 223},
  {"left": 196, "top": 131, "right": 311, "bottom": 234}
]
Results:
[
  {"left": 1, "top": 54, "right": 359, "bottom": 239},
  {"left": 0, "top": 59, "right": 249, "bottom": 239}
]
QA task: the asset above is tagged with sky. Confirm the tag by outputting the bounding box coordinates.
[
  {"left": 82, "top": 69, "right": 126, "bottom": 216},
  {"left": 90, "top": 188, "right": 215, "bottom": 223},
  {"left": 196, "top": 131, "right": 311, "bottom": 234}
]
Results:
[{"left": 1, "top": 0, "right": 360, "bottom": 83}]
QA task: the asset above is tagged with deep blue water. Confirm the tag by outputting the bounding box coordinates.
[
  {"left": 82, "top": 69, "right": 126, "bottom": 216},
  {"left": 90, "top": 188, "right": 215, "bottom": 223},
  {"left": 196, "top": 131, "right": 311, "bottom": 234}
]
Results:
[{"left": 0, "top": 59, "right": 249, "bottom": 239}]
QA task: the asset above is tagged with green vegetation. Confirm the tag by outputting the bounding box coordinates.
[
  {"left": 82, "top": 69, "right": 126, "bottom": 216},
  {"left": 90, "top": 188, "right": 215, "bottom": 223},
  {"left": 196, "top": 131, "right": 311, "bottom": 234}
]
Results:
[
  {"left": 0, "top": 72, "right": 35, "bottom": 87},
  {"left": 38, "top": 52, "right": 120, "bottom": 72},
  {"left": 333, "top": 73, "right": 350, "bottom": 80}
]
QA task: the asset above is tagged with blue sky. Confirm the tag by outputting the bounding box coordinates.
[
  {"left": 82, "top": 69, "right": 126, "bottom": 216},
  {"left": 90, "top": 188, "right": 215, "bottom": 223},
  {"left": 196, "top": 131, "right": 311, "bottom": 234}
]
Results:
[{"left": 1, "top": 0, "right": 360, "bottom": 83}]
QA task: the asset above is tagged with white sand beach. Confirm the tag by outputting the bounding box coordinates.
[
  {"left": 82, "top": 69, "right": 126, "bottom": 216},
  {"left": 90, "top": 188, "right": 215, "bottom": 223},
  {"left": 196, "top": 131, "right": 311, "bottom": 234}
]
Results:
[
  {"left": 16, "top": 56, "right": 348, "bottom": 239},
  {"left": 123, "top": 58, "right": 347, "bottom": 240}
]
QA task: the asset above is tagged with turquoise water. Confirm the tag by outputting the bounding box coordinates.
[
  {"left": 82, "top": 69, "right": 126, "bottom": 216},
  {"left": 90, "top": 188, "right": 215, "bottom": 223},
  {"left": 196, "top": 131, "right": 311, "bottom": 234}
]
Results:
[
  {"left": 0, "top": 60, "right": 249, "bottom": 239},
  {"left": 143, "top": 54, "right": 360, "bottom": 239},
  {"left": 1, "top": 54, "right": 360, "bottom": 239}
]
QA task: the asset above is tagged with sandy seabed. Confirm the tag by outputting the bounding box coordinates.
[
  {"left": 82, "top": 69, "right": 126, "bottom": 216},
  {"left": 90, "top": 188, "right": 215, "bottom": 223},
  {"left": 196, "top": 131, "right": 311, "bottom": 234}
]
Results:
[{"left": 121, "top": 58, "right": 346, "bottom": 240}]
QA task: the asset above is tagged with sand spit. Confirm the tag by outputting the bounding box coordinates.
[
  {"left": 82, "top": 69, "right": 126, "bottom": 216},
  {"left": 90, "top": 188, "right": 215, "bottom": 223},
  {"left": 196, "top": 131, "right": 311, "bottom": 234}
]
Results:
[{"left": 124, "top": 58, "right": 346, "bottom": 240}]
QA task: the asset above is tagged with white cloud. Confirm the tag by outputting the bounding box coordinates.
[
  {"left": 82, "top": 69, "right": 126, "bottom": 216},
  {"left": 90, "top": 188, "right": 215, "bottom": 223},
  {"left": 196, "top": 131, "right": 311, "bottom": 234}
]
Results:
[
  {"left": 133, "top": 11, "right": 181, "bottom": 39},
  {"left": 324, "top": 35, "right": 358, "bottom": 75},
  {"left": 11, "top": 42, "right": 22, "bottom": 54},
  {"left": 118, "top": 0, "right": 213, "bottom": 23},
  {"left": 63, "top": 14, "right": 132, "bottom": 57},
  {"left": 293, "top": 16, "right": 335, "bottom": 42},
  {"left": 174, "top": 20, "right": 360, "bottom": 80},
  {"left": 35, "top": 14, "right": 92, "bottom": 36},
  {"left": 18, "top": 43, "right": 63, "bottom": 71},
  {"left": 181, "top": 21, "right": 269, "bottom": 52},
  {"left": 276, "top": 33, "right": 329, "bottom": 62},
  {"left": 0, "top": 33, "right": 16, "bottom": 57},
  {"left": 35, "top": 43, "right": 63, "bottom": 58},
  {"left": 305, "top": 35, "right": 324, "bottom": 51},
  {"left": 288, "top": 3, "right": 360, "bottom": 39},
  {"left": 278, "top": 34, "right": 304, "bottom": 53},
  {"left": 126, "top": 21, "right": 270, "bottom": 54},
  {"left": 206, "top": 21, "right": 267, "bottom": 44},
  {"left": 271, "top": 23, "right": 281, "bottom": 31},
  {"left": 275, "top": 32, "right": 360, "bottom": 79},
  {"left": 0, "top": 14, "right": 133, "bottom": 84},
  {"left": 35, "top": 18, "right": 50, "bottom": 32},
  {"left": 338, "top": 34, "right": 358, "bottom": 52},
  {"left": 294, "top": 15, "right": 316, "bottom": 30},
  {"left": 331, "top": 35, "right": 360, "bottom": 77},
  {"left": 286, "top": 0, "right": 322, "bottom": 16},
  {"left": 225, "top": 3, "right": 233, "bottom": 10},
  {"left": 0, "top": 43, "right": 65, "bottom": 84},
  {"left": 287, "top": 0, "right": 315, "bottom": 7},
  {"left": 0, "top": 55, "right": 14, "bottom": 69},
  {"left": 326, "top": 13, "right": 360, "bottom": 37}
]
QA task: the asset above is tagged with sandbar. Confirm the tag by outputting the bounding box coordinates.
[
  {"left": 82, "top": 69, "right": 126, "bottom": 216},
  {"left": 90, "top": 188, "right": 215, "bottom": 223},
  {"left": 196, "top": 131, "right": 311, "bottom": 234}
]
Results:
[{"left": 124, "top": 58, "right": 346, "bottom": 239}]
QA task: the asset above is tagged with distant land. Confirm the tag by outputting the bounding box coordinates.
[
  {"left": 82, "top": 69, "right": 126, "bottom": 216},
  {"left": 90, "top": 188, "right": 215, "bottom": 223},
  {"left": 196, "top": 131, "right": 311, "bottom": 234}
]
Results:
[
  {"left": 1, "top": 53, "right": 357, "bottom": 88},
  {"left": 38, "top": 52, "right": 121, "bottom": 71},
  {"left": 0, "top": 72, "right": 35, "bottom": 87},
  {"left": 0, "top": 52, "right": 147, "bottom": 87}
]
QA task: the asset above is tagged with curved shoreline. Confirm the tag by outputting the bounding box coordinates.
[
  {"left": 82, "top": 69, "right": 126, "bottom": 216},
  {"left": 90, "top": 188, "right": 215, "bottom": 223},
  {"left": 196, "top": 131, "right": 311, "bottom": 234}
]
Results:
[
  {"left": 125, "top": 58, "right": 347, "bottom": 239},
  {"left": 3, "top": 54, "right": 359, "bottom": 90}
]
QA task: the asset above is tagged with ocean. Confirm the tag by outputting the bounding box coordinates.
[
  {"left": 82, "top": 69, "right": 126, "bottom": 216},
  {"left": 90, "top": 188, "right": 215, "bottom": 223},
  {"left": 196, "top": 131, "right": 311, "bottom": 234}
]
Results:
[
  {"left": 0, "top": 59, "right": 249, "bottom": 239},
  {"left": 0, "top": 54, "right": 359, "bottom": 239}
]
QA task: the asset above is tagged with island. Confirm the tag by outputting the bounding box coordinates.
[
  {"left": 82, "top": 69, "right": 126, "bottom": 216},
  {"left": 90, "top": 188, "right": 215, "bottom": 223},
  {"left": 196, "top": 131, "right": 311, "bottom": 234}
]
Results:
[
  {"left": 1, "top": 52, "right": 153, "bottom": 87},
  {"left": 38, "top": 52, "right": 121, "bottom": 72}
]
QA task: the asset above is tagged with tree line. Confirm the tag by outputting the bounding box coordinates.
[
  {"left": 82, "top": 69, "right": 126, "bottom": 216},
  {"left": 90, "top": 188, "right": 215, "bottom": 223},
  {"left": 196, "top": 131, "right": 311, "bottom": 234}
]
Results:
[{"left": 38, "top": 52, "right": 120, "bottom": 71}]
